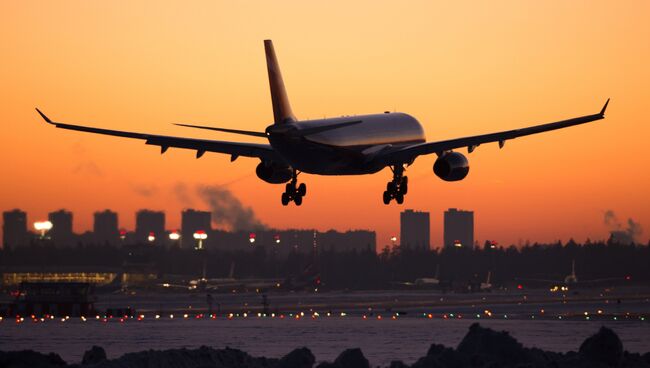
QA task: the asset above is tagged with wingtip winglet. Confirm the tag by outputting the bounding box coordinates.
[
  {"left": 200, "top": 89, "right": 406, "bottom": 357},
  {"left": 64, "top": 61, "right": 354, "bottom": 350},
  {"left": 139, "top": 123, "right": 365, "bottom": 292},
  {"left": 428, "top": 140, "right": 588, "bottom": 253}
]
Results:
[
  {"left": 35, "top": 108, "right": 53, "bottom": 124},
  {"left": 600, "top": 98, "right": 610, "bottom": 116}
]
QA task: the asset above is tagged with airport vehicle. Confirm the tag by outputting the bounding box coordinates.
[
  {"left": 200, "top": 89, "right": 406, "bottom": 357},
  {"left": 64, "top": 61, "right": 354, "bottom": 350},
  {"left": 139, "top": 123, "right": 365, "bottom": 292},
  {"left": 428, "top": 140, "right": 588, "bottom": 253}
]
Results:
[{"left": 36, "top": 40, "right": 609, "bottom": 206}]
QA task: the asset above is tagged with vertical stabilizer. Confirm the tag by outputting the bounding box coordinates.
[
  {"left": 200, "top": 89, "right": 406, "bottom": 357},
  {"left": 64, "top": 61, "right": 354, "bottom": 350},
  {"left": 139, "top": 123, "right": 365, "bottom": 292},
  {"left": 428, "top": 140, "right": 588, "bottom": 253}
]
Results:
[
  {"left": 571, "top": 259, "right": 576, "bottom": 277},
  {"left": 228, "top": 261, "right": 236, "bottom": 279},
  {"left": 264, "top": 40, "right": 296, "bottom": 124}
]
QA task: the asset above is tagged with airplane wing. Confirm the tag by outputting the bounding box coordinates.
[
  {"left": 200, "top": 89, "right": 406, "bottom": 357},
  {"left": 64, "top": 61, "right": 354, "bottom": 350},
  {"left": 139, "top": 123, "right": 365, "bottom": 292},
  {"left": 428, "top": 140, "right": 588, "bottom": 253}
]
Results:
[
  {"left": 36, "top": 109, "right": 284, "bottom": 163},
  {"left": 514, "top": 277, "right": 563, "bottom": 285},
  {"left": 380, "top": 99, "right": 609, "bottom": 165},
  {"left": 577, "top": 277, "right": 627, "bottom": 285}
]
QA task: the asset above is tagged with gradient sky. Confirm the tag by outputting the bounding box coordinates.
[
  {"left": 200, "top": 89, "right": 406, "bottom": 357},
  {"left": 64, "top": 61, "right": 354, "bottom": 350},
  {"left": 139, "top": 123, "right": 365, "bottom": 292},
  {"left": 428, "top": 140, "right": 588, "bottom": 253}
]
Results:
[{"left": 1, "top": 1, "right": 649, "bottom": 249}]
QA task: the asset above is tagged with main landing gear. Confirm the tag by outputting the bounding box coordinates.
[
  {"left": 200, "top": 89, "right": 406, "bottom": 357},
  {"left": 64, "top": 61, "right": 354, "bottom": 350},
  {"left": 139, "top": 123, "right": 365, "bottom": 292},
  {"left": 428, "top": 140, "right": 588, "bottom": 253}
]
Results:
[
  {"left": 281, "top": 172, "right": 307, "bottom": 206},
  {"left": 383, "top": 165, "right": 408, "bottom": 205}
]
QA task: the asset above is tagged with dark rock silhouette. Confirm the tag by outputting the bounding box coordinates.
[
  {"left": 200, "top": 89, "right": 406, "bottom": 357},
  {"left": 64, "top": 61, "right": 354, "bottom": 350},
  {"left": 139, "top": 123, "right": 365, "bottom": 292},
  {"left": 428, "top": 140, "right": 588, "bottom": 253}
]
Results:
[
  {"left": 88, "top": 346, "right": 277, "bottom": 368},
  {"left": 277, "top": 348, "right": 315, "bottom": 368},
  {"left": 456, "top": 322, "right": 531, "bottom": 366},
  {"left": 317, "top": 348, "right": 369, "bottom": 368},
  {"left": 2, "top": 324, "right": 649, "bottom": 368},
  {"left": 0, "top": 350, "right": 66, "bottom": 368},
  {"left": 82, "top": 346, "right": 107, "bottom": 365},
  {"left": 579, "top": 326, "right": 623, "bottom": 367}
]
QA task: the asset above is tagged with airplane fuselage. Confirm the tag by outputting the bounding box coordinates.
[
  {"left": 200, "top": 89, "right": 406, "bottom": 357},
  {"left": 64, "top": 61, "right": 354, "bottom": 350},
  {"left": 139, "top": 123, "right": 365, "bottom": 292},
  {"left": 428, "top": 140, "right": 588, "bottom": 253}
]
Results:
[{"left": 267, "top": 112, "right": 425, "bottom": 175}]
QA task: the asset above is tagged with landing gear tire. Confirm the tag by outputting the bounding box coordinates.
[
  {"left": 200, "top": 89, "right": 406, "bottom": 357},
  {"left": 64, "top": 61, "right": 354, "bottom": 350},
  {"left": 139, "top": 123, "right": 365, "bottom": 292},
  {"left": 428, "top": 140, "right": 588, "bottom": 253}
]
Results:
[
  {"left": 383, "top": 165, "right": 408, "bottom": 204},
  {"left": 281, "top": 172, "right": 307, "bottom": 206},
  {"left": 387, "top": 182, "right": 397, "bottom": 193},
  {"left": 383, "top": 191, "right": 391, "bottom": 205},
  {"left": 281, "top": 192, "right": 290, "bottom": 206}
]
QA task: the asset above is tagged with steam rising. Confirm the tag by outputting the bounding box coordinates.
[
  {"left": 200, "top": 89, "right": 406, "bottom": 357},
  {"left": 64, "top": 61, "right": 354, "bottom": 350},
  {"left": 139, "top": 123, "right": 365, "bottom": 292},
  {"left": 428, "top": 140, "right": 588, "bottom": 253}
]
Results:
[
  {"left": 604, "top": 210, "right": 643, "bottom": 244},
  {"left": 173, "top": 183, "right": 195, "bottom": 207},
  {"left": 197, "top": 185, "right": 266, "bottom": 231}
]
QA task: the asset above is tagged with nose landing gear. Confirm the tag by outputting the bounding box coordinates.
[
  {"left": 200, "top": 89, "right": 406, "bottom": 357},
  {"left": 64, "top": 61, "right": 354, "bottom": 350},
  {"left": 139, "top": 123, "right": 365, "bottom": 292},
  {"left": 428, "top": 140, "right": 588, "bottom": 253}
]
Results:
[
  {"left": 281, "top": 172, "right": 306, "bottom": 206},
  {"left": 383, "top": 165, "right": 408, "bottom": 205}
]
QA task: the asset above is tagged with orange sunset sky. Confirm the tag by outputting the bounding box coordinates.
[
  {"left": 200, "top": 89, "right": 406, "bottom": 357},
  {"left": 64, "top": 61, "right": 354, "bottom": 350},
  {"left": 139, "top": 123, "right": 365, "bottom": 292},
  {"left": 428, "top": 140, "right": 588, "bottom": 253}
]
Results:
[{"left": 1, "top": 1, "right": 649, "bottom": 249}]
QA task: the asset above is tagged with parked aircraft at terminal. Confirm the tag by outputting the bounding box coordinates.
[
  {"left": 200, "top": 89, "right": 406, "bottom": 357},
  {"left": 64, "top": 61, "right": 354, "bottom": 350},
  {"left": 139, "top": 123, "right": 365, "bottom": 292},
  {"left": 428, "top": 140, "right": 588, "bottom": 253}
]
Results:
[{"left": 37, "top": 40, "right": 608, "bottom": 206}]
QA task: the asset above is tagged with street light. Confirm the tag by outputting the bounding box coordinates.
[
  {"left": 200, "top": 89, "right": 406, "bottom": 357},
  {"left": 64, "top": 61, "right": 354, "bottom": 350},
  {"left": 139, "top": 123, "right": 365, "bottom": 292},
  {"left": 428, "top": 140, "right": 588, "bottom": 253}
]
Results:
[
  {"left": 193, "top": 230, "right": 207, "bottom": 250},
  {"left": 33, "top": 221, "right": 53, "bottom": 239},
  {"left": 249, "top": 233, "right": 256, "bottom": 245},
  {"left": 169, "top": 231, "right": 181, "bottom": 241},
  {"left": 147, "top": 232, "right": 156, "bottom": 243},
  {"left": 274, "top": 234, "right": 281, "bottom": 244}
]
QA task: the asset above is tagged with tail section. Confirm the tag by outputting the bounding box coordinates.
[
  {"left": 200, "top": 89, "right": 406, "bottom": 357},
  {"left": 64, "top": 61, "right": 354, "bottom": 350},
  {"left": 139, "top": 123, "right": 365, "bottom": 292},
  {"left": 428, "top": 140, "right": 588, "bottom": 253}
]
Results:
[
  {"left": 264, "top": 40, "right": 296, "bottom": 124},
  {"left": 228, "top": 261, "right": 235, "bottom": 279}
]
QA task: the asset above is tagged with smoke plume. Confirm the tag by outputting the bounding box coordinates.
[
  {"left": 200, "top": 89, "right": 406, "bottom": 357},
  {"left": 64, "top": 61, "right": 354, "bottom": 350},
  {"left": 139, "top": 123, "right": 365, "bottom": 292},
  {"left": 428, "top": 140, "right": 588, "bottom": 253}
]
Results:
[
  {"left": 131, "top": 184, "right": 158, "bottom": 197},
  {"left": 604, "top": 210, "right": 643, "bottom": 244},
  {"left": 173, "top": 182, "right": 195, "bottom": 207},
  {"left": 197, "top": 185, "right": 266, "bottom": 231}
]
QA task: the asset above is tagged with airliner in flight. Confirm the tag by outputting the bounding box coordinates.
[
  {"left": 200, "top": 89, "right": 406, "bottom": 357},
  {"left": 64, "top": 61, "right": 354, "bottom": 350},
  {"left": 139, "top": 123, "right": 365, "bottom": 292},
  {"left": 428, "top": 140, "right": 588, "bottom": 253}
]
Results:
[{"left": 37, "top": 40, "right": 608, "bottom": 206}]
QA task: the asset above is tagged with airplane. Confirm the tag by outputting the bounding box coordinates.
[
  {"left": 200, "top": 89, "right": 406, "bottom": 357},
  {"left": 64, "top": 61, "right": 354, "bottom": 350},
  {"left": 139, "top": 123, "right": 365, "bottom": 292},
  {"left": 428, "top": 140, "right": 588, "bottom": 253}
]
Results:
[
  {"left": 466, "top": 271, "right": 493, "bottom": 292},
  {"left": 515, "top": 260, "right": 627, "bottom": 291},
  {"left": 160, "top": 261, "right": 319, "bottom": 292},
  {"left": 36, "top": 40, "right": 609, "bottom": 206},
  {"left": 480, "top": 271, "right": 493, "bottom": 291},
  {"left": 391, "top": 264, "right": 451, "bottom": 290}
]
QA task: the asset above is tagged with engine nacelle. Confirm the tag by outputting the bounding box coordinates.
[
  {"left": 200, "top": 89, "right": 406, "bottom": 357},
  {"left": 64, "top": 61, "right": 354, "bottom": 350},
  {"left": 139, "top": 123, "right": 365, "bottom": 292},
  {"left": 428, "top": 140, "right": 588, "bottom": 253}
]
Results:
[
  {"left": 256, "top": 162, "right": 292, "bottom": 184},
  {"left": 433, "top": 152, "right": 470, "bottom": 181}
]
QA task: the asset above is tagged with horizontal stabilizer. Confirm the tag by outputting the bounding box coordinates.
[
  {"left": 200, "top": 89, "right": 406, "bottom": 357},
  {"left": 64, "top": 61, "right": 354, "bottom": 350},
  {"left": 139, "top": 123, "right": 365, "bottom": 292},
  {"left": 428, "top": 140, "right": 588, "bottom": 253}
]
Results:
[{"left": 174, "top": 123, "right": 267, "bottom": 138}]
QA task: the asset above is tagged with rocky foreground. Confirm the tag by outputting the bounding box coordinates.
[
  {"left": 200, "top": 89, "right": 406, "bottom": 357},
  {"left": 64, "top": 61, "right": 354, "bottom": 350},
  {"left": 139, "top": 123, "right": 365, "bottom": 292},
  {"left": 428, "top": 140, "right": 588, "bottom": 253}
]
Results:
[{"left": 2, "top": 323, "right": 650, "bottom": 368}]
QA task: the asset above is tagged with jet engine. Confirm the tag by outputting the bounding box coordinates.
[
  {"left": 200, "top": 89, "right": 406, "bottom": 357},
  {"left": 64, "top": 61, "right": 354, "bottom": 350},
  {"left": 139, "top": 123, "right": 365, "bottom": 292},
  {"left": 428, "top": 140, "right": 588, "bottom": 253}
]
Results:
[
  {"left": 433, "top": 152, "right": 469, "bottom": 181},
  {"left": 256, "top": 162, "right": 292, "bottom": 184}
]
